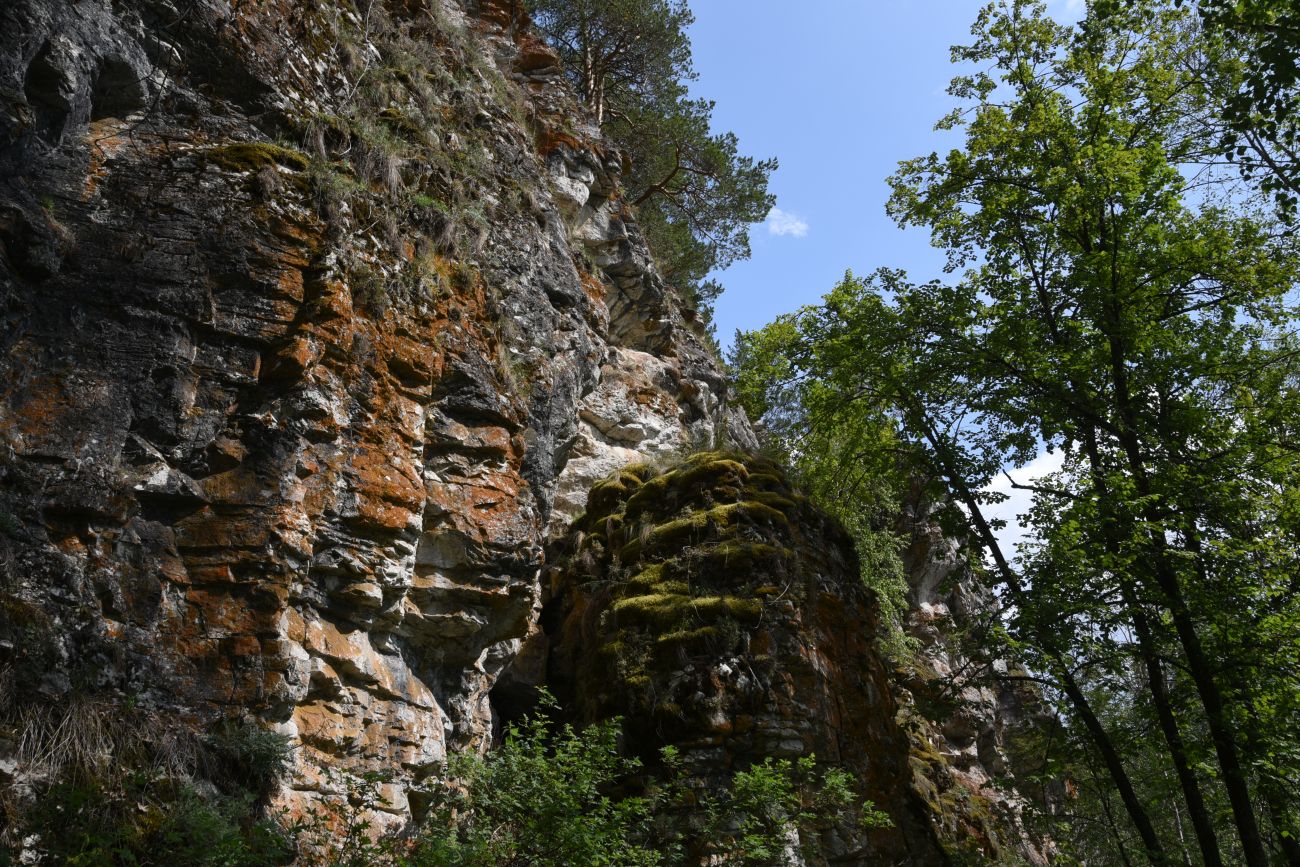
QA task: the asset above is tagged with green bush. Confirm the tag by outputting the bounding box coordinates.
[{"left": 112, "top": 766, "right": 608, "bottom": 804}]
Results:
[
  {"left": 399, "top": 694, "right": 889, "bottom": 866},
  {"left": 11, "top": 775, "right": 287, "bottom": 867},
  {"left": 3, "top": 701, "right": 884, "bottom": 867},
  {"left": 407, "top": 707, "right": 666, "bottom": 867},
  {"left": 0, "top": 712, "right": 293, "bottom": 867},
  {"left": 205, "top": 723, "right": 295, "bottom": 798}
]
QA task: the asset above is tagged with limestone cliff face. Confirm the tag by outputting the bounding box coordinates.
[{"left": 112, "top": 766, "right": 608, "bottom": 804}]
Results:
[
  {"left": 0, "top": 0, "right": 749, "bottom": 830},
  {"left": 0, "top": 0, "right": 1044, "bottom": 862}
]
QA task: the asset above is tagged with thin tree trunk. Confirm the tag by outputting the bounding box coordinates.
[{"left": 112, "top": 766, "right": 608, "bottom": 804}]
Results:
[
  {"left": 1130, "top": 608, "right": 1221, "bottom": 867},
  {"left": 1264, "top": 795, "right": 1300, "bottom": 866},
  {"left": 1080, "top": 430, "right": 1224, "bottom": 867},
  {"left": 1094, "top": 761, "right": 1139, "bottom": 867},
  {"left": 1114, "top": 461, "right": 1265, "bottom": 866},
  {"left": 908, "top": 406, "right": 1173, "bottom": 867},
  {"left": 1055, "top": 667, "right": 1172, "bottom": 867},
  {"left": 1102, "top": 321, "right": 1270, "bottom": 867}
]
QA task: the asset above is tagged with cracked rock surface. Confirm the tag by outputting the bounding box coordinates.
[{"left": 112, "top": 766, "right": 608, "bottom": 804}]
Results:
[{"left": 0, "top": 0, "right": 749, "bottom": 827}]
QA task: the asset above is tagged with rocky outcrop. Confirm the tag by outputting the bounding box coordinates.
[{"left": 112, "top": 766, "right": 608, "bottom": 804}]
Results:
[
  {"left": 0, "top": 0, "right": 747, "bottom": 833},
  {"left": 543, "top": 452, "right": 951, "bottom": 864},
  {"left": 894, "top": 497, "right": 1059, "bottom": 864}
]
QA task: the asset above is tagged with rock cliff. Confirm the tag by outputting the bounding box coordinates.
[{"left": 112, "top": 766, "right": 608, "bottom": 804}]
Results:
[
  {"left": 895, "top": 498, "right": 1058, "bottom": 864},
  {"left": 0, "top": 0, "right": 1046, "bottom": 862},
  {"left": 542, "top": 452, "right": 949, "bottom": 864}
]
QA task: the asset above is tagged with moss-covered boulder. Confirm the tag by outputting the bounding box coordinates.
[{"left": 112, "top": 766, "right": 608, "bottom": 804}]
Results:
[{"left": 542, "top": 452, "right": 953, "bottom": 865}]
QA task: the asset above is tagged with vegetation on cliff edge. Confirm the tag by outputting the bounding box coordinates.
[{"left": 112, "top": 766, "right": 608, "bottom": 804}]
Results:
[{"left": 529, "top": 0, "right": 777, "bottom": 329}]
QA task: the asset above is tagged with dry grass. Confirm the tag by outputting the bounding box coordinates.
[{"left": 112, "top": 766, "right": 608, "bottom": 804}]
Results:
[
  {"left": 16, "top": 698, "right": 114, "bottom": 781},
  {"left": 7, "top": 691, "right": 188, "bottom": 786}
]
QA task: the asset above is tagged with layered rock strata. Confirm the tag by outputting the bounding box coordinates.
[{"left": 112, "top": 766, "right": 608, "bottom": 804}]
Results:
[
  {"left": 0, "top": 0, "right": 747, "bottom": 830},
  {"left": 0, "top": 0, "right": 1048, "bottom": 861},
  {"left": 543, "top": 452, "right": 952, "bottom": 864}
]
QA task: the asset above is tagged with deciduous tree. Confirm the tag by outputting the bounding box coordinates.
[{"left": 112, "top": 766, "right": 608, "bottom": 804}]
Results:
[{"left": 733, "top": 2, "right": 1300, "bottom": 862}]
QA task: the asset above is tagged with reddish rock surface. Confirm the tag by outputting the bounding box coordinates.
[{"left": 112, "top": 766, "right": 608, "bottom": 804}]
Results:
[{"left": 0, "top": 0, "right": 750, "bottom": 830}]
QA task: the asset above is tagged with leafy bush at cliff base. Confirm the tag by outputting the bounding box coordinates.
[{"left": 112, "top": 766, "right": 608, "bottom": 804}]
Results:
[
  {"left": 0, "top": 691, "right": 294, "bottom": 867},
  {"left": 287, "top": 696, "right": 888, "bottom": 867},
  {"left": 404, "top": 709, "right": 665, "bottom": 867},
  {"left": 5, "top": 777, "right": 287, "bottom": 867},
  {"left": 409, "top": 708, "right": 890, "bottom": 866}
]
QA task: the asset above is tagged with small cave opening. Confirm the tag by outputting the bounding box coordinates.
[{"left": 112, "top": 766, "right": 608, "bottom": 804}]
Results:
[
  {"left": 90, "top": 57, "right": 148, "bottom": 122},
  {"left": 488, "top": 662, "right": 544, "bottom": 744},
  {"left": 23, "top": 42, "right": 70, "bottom": 144}
]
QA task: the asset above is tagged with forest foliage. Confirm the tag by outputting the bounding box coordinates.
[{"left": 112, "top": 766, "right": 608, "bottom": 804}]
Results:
[
  {"left": 1, "top": 700, "right": 882, "bottom": 867},
  {"left": 732, "top": 1, "right": 1300, "bottom": 864},
  {"left": 528, "top": 0, "right": 776, "bottom": 326}
]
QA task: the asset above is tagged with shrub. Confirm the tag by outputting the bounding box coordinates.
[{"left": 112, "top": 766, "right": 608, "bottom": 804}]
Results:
[
  {"left": 0, "top": 697, "right": 293, "bottom": 866},
  {"left": 11, "top": 775, "right": 287, "bottom": 867},
  {"left": 401, "top": 694, "right": 889, "bottom": 867},
  {"left": 407, "top": 704, "right": 666, "bottom": 867},
  {"left": 205, "top": 722, "right": 294, "bottom": 798}
]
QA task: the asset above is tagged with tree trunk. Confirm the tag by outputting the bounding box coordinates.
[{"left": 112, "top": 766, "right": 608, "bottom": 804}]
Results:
[
  {"left": 1056, "top": 669, "right": 1173, "bottom": 867},
  {"left": 1130, "top": 605, "right": 1223, "bottom": 867},
  {"left": 1101, "top": 321, "right": 1270, "bottom": 867},
  {"left": 1079, "top": 430, "right": 1224, "bottom": 867},
  {"left": 1240, "top": 694, "right": 1300, "bottom": 865},
  {"left": 909, "top": 406, "right": 1173, "bottom": 867}
]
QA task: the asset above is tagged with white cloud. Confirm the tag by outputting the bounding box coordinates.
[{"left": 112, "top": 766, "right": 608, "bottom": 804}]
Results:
[
  {"left": 766, "top": 207, "right": 809, "bottom": 238},
  {"left": 983, "top": 448, "right": 1067, "bottom": 558}
]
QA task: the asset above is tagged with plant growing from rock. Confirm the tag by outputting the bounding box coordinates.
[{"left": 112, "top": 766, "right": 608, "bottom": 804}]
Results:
[{"left": 529, "top": 0, "right": 775, "bottom": 329}]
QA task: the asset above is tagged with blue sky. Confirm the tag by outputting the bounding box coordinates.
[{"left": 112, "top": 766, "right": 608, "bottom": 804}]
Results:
[
  {"left": 688, "top": 0, "right": 1083, "bottom": 550},
  {"left": 689, "top": 0, "right": 1082, "bottom": 353}
]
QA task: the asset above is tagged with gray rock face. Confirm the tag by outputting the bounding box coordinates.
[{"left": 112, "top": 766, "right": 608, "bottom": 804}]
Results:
[
  {"left": 0, "top": 0, "right": 748, "bottom": 828},
  {"left": 897, "top": 496, "right": 1059, "bottom": 864}
]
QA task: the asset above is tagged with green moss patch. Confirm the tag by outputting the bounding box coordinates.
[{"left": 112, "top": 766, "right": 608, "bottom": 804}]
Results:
[
  {"left": 553, "top": 451, "right": 833, "bottom": 719},
  {"left": 203, "top": 142, "right": 310, "bottom": 173},
  {"left": 619, "top": 500, "right": 790, "bottom": 563},
  {"left": 610, "top": 592, "right": 762, "bottom": 629},
  {"left": 697, "top": 540, "right": 793, "bottom": 576}
]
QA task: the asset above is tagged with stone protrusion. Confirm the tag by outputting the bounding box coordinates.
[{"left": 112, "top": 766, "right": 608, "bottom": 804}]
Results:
[{"left": 543, "top": 453, "right": 954, "bottom": 865}]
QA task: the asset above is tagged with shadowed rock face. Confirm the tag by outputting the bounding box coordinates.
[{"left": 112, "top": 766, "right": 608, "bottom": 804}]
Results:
[
  {"left": 0, "top": 0, "right": 750, "bottom": 828},
  {"left": 894, "top": 497, "right": 1060, "bottom": 865},
  {"left": 542, "top": 453, "right": 950, "bottom": 865}
]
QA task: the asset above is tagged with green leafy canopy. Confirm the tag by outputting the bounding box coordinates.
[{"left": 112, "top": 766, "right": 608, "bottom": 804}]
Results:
[{"left": 732, "top": 1, "right": 1300, "bottom": 863}]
